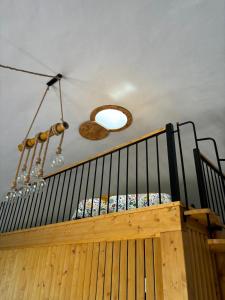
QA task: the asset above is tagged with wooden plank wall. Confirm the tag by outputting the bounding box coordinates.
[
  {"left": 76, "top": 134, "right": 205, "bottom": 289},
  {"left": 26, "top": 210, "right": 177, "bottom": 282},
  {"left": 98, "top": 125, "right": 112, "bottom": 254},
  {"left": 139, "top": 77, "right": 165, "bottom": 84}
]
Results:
[
  {"left": 184, "top": 229, "right": 221, "bottom": 300},
  {"left": 0, "top": 238, "right": 163, "bottom": 300},
  {"left": 0, "top": 202, "right": 222, "bottom": 299}
]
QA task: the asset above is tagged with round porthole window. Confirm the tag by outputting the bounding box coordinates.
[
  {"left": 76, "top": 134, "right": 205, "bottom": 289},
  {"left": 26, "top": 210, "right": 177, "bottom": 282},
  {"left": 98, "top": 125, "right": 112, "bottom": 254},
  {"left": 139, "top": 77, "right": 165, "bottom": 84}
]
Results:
[{"left": 90, "top": 105, "right": 132, "bottom": 132}]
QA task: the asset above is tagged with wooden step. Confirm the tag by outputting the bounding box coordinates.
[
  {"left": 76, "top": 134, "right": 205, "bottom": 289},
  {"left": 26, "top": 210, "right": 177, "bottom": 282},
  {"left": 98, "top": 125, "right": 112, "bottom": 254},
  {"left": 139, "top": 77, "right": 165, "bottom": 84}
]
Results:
[
  {"left": 184, "top": 208, "right": 224, "bottom": 228},
  {"left": 208, "top": 239, "right": 225, "bottom": 252}
]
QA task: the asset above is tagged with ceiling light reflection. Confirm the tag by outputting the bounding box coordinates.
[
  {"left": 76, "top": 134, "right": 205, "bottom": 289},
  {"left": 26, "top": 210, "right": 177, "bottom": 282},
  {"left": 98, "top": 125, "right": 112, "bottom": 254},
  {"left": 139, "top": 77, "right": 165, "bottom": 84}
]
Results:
[{"left": 109, "top": 82, "right": 137, "bottom": 100}]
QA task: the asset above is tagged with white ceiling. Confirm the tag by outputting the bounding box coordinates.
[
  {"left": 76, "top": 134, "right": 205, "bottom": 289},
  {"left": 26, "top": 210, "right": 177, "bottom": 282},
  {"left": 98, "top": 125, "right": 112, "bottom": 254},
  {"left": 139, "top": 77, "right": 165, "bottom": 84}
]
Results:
[{"left": 0, "top": 0, "right": 225, "bottom": 198}]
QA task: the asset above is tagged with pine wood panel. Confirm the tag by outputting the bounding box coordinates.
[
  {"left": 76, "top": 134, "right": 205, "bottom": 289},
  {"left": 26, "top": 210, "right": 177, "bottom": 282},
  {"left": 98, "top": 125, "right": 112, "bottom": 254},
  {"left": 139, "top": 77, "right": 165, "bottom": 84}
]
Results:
[
  {"left": 96, "top": 241, "right": 106, "bottom": 299},
  {"left": 0, "top": 204, "right": 222, "bottom": 300},
  {"left": 119, "top": 240, "right": 127, "bottom": 299},
  {"left": 103, "top": 241, "right": 113, "bottom": 300},
  {"left": 0, "top": 237, "right": 163, "bottom": 300},
  {"left": 111, "top": 241, "right": 120, "bottom": 300},
  {"left": 145, "top": 239, "right": 155, "bottom": 299},
  {"left": 127, "top": 239, "right": 136, "bottom": 300},
  {"left": 0, "top": 202, "right": 182, "bottom": 249},
  {"left": 136, "top": 239, "right": 145, "bottom": 300}
]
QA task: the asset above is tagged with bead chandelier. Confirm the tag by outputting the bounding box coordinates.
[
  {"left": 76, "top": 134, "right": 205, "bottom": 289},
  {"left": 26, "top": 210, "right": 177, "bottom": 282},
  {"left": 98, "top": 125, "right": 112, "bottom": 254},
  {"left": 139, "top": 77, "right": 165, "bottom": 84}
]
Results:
[{"left": 0, "top": 65, "right": 69, "bottom": 201}]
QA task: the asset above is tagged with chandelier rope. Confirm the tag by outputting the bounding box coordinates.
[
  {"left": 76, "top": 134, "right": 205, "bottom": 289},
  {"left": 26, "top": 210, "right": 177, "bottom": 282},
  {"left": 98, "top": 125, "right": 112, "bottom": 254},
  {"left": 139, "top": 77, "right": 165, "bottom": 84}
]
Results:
[
  {"left": 1, "top": 63, "right": 69, "bottom": 200},
  {"left": 13, "top": 86, "right": 50, "bottom": 188}
]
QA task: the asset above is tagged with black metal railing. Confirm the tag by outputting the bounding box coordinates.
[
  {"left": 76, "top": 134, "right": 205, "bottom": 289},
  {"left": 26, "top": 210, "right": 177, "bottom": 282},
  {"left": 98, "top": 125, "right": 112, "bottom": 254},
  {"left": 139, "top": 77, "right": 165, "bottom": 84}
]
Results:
[
  {"left": 0, "top": 123, "right": 181, "bottom": 233},
  {"left": 194, "top": 149, "right": 225, "bottom": 223},
  {"left": 1, "top": 121, "right": 224, "bottom": 233},
  {"left": 177, "top": 121, "right": 225, "bottom": 223}
]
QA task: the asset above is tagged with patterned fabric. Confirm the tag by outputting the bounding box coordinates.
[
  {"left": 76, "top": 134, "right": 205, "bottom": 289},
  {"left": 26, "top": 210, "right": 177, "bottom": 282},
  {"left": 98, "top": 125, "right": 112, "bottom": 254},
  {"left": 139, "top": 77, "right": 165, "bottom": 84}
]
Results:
[{"left": 72, "top": 193, "right": 171, "bottom": 219}]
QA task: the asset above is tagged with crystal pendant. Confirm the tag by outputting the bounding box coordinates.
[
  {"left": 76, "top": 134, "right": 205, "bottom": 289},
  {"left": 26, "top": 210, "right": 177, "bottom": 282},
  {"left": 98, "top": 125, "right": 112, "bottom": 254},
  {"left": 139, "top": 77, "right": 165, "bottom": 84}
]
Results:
[
  {"left": 17, "top": 170, "right": 28, "bottom": 185},
  {"left": 30, "top": 182, "right": 38, "bottom": 193},
  {"left": 23, "top": 185, "right": 31, "bottom": 196},
  {"left": 51, "top": 153, "right": 64, "bottom": 168},
  {"left": 37, "top": 178, "right": 46, "bottom": 189},
  {"left": 11, "top": 190, "right": 17, "bottom": 200},
  {"left": 30, "top": 164, "right": 40, "bottom": 181},
  {"left": 17, "top": 187, "right": 24, "bottom": 197},
  {"left": 4, "top": 192, "right": 11, "bottom": 201}
]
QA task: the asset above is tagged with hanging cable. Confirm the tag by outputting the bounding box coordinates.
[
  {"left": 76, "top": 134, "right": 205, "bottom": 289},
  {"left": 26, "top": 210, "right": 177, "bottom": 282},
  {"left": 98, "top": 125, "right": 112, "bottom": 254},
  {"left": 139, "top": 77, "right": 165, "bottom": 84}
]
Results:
[
  {"left": 58, "top": 79, "right": 64, "bottom": 122},
  {"left": 0, "top": 64, "right": 54, "bottom": 78}
]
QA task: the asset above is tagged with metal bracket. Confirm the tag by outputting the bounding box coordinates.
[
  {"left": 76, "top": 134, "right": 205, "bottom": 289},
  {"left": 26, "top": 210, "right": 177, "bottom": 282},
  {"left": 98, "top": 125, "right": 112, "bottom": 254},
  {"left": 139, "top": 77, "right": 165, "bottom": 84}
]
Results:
[{"left": 46, "top": 74, "right": 62, "bottom": 86}]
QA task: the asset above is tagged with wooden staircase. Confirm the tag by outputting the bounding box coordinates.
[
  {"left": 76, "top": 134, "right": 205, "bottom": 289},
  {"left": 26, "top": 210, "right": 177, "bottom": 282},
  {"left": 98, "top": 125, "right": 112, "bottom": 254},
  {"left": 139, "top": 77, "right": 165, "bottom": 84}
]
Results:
[{"left": 184, "top": 207, "right": 225, "bottom": 298}]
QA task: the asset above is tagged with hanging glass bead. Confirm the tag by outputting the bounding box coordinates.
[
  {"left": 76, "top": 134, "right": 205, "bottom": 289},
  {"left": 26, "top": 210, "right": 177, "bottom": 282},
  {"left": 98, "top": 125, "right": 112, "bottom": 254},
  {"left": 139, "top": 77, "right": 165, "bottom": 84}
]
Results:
[
  {"left": 17, "top": 187, "right": 24, "bottom": 197},
  {"left": 23, "top": 185, "right": 31, "bottom": 196},
  {"left": 4, "top": 192, "right": 11, "bottom": 202},
  {"left": 56, "top": 153, "right": 64, "bottom": 167},
  {"left": 17, "top": 170, "right": 28, "bottom": 185},
  {"left": 11, "top": 190, "right": 17, "bottom": 200},
  {"left": 30, "top": 182, "right": 38, "bottom": 193},
  {"left": 37, "top": 178, "right": 46, "bottom": 189},
  {"left": 51, "top": 153, "right": 64, "bottom": 168},
  {"left": 30, "top": 164, "right": 40, "bottom": 180}
]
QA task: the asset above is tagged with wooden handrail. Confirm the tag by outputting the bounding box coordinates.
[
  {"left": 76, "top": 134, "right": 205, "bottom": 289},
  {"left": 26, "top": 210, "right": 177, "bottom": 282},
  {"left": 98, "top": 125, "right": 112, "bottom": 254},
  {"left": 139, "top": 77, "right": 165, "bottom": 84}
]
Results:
[{"left": 44, "top": 127, "right": 166, "bottom": 179}]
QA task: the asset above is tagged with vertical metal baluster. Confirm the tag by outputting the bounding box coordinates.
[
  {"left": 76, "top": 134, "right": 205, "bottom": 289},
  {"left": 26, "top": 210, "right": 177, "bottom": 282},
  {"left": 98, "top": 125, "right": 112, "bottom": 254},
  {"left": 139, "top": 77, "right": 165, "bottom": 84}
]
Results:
[
  {"left": 0, "top": 202, "right": 8, "bottom": 231},
  {"left": 0, "top": 202, "right": 7, "bottom": 231},
  {"left": 69, "top": 169, "right": 78, "bottom": 219},
  {"left": 0, "top": 202, "right": 4, "bottom": 216},
  {"left": 201, "top": 162, "right": 210, "bottom": 208},
  {"left": 75, "top": 164, "right": 84, "bottom": 219},
  {"left": 34, "top": 180, "right": 49, "bottom": 226},
  {"left": 126, "top": 147, "right": 129, "bottom": 210},
  {"left": 29, "top": 185, "right": 43, "bottom": 228},
  {"left": 156, "top": 136, "right": 161, "bottom": 204},
  {"left": 45, "top": 176, "right": 57, "bottom": 225},
  {"left": 13, "top": 195, "right": 25, "bottom": 231},
  {"left": 20, "top": 193, "right": 32, "bottom": 229},
  {"left": 56, "top": 172, "right": 66, "bottom": 223},
  {"left": 17, "top": 196, "right": 29, "bottom": 230},
  {"left": 218, "top": 175, "right": 225, "bottom": 201},
  {"left": 9, "top": 197, "right": 21, "bottom": 231},
  {"left": 194, "top": 149, "right": 208, "bottom": 208},
  {"left": 177, "top": 124, "right": 188, "bottom": 208},
  {"left": 116, "top": 150, "right": 121, "bottom": 212},
  {"left": 83, "top": 162, "right": 91, "bottom": 218},
  {"left": 210, "top": 169, "right": 219, "bottom": 216},
  {"left": 2, "top": 201, "right": 12, "bottom": 232},
  {"left": 217, "top": 174, "right": 225, "bottom": 221},
  {"left": 136, "top": 144, "right": 138, "bottom": 208},
  {"left": 8, "top": 197, "right": 21, "bottom": 232},
  {"left": 205, "top": 165, "right": 216, "bottom": 212},
  {"left": 5, "top": 199, "right": 17, "bottom": 232},
  {"left": 145, "top": 140, "right": 150, "bottom": 206},
  {"left": 22, "top": 191, "right": 37, "bottom": 228},
  {"left": 39, "top": 178, "right": 52, "bottom": 226},
  {"left": 107, "top": 154, "right": 112, "bottom": 213},
  {"left": 213, "top": 171, "right": 224, "bottom": 221},
  {"left": 26, "top": 189, "right": 40, "bottom": 228},
  {"left": 99, "top": 156, "right": 105, "bottom": 215},
  {"left": 91, "top": 159, "right": 98, "bottom": 217},
  {"left": 50, "top": 174, "right": 61, "bottom": 224},
  {"left": 62, "top": 169, "right": 72, "bottom": 222}
]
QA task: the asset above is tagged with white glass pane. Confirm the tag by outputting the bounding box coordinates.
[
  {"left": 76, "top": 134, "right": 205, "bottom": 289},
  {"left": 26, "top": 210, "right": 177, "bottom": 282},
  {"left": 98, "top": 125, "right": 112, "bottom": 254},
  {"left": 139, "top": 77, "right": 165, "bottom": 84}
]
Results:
[{"left": 95, "top": 109, "right": 127, "bottom": 130}]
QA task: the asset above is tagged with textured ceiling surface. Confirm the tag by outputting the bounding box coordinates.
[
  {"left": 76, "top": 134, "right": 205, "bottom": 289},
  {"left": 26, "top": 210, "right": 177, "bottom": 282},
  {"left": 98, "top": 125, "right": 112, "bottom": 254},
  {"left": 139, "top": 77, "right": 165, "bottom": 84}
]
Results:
[{"left": 0, "top": 0, "right": 225, "bottom": 199}]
